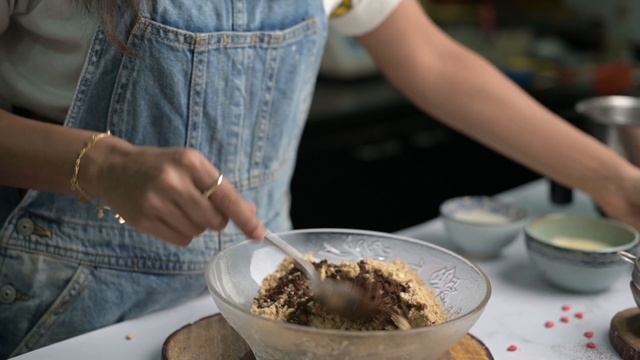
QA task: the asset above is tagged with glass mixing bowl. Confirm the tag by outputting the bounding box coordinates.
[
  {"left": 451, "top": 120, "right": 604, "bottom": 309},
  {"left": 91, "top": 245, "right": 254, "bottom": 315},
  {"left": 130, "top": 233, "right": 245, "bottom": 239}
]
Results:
[{"left": 206, "top": 229, "right": 491, "bottom": 360}]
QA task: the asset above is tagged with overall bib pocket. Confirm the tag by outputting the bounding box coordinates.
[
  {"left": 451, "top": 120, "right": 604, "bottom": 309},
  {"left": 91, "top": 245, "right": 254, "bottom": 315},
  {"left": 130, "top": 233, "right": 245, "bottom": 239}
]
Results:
[
  {"left": 0, "top": 250, "right": 90, "bottom": 358},
  {"left": 107, "top": 15, "right": 322, "bottom": 190}
]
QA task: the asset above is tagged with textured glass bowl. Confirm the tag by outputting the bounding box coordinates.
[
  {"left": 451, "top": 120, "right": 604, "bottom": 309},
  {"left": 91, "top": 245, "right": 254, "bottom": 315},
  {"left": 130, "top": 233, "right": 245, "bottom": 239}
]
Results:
[{"left": 206, "top": 229, "right": 491, "bottom": 360}]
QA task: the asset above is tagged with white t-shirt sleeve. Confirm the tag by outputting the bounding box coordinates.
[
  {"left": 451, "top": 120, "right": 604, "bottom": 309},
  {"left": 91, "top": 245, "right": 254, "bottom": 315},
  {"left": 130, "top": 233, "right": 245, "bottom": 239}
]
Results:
[
  {"left": 0, "top": 0, "right": 32, "bottom": 34},
  {"left": 327, "top": 0, "right": 402, "bottom": 36}
]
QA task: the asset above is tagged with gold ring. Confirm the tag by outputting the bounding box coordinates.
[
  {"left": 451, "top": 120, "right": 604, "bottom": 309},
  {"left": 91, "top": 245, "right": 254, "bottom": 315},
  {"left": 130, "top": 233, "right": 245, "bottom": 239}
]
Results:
[{"left": 203, "top": 173, "right": 224, "bottom": 199}]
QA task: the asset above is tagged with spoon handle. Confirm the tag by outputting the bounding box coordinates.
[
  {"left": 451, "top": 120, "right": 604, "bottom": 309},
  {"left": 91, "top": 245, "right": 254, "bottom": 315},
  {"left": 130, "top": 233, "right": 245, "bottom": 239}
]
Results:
[{"left": 264, "top": 230, "right": 319, "bottom": 283}]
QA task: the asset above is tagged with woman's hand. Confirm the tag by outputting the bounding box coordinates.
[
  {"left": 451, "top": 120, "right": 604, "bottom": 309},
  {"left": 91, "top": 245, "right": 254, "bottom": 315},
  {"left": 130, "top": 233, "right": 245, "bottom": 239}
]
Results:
[
  {"left": 82, "top": 137, "right": 264, "bottom": 246},
  {"left": 0, "top": 111, "right": 263, "bottom": 245},
  {"left": 594, "top": 169, "right": 640, "bottom": 230}
]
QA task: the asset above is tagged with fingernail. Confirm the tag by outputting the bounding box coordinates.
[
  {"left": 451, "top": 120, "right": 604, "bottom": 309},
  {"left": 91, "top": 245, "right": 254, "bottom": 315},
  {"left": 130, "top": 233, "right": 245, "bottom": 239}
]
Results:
[{"left": 254, "top": 227, "right": 265, "bottom": 241}]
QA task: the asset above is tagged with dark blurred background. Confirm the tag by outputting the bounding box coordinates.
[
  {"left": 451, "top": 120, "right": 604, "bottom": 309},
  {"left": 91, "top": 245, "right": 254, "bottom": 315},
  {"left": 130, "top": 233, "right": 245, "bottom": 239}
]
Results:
[{"left": 290, "top": 0, "right": 640, "bottom": 232}]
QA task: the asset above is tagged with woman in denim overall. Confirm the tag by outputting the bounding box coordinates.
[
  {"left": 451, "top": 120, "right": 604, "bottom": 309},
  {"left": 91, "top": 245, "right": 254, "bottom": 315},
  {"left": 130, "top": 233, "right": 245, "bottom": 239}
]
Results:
[
  {"left": 0, "top": 1, "right": 326, "bottom": 356},
  {"left": 2, "top": 0, "right": 640, "bottom": 357}
]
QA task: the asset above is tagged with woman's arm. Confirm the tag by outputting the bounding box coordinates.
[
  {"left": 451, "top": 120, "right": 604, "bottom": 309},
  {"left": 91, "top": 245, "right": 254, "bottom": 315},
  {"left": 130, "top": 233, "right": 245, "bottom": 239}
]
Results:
[
  {"left": 0, "top": 108, "right": 121, "bottom": 194},
  {"left": 358, "top": 0, "right": 640, "bottom": 226},
  {"left": 0, "top": 108, "right": 264, "bottom": 243}
]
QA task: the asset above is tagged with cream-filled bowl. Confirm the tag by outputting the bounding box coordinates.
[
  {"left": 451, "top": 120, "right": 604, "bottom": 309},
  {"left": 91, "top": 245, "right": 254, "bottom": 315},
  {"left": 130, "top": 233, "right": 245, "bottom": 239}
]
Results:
[
  {"left": 206, "top": 229, "right": 491, "bottom": 360},
  {"left": 440, "top": 196, "right": 527, "bottom": 258},
  {"left": 525, "top": 214, "right": 638, "bottom": 292}
]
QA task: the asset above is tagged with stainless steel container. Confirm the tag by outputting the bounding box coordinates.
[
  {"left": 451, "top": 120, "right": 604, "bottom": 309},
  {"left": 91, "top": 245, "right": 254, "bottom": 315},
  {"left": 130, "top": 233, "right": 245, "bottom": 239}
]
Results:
[
  {"left": 576, "top": 96, "right": 640, "bottom": 167},
  {"left": 549, "top": 96, "right": 640, "bottom": 206},
  {"left": 620, "top": 251, "right": 640, "bottom": 308}
]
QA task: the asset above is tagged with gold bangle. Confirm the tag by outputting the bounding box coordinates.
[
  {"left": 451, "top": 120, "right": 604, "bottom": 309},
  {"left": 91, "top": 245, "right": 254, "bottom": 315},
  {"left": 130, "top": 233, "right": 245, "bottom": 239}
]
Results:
[{"left": 70, "top": 131, "right": 111, "bottom": 218}]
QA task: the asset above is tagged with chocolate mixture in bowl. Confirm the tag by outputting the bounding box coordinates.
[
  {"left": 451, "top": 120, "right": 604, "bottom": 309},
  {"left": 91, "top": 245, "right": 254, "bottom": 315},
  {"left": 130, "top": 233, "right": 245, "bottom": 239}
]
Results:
[{"left": 251, "top": 258, "right": 447, "bottom": 330}]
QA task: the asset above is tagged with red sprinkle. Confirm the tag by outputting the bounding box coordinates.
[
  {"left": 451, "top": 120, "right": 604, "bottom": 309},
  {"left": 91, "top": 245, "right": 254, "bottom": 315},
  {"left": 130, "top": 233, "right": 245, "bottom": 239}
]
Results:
[
  {"left": 560, "top": 316, "right": 569, "bottom": 323},
  {"left": 584, "top": 331, "right": 594, "bottom": 339},
  {"left": 562, "top": 305, "right": 571, "bottom": 312},
  {"left": 574, "top": 312, "right": 584, "bottom": 319},
  {"left": 586, "top": 342, "right": 597, "bottom": 349},
  {"left": 507, "top": 344, "right": 518, "bottom": 352},
  {"left": 544, "top": 321, "right": 555, "bottom": 328}
]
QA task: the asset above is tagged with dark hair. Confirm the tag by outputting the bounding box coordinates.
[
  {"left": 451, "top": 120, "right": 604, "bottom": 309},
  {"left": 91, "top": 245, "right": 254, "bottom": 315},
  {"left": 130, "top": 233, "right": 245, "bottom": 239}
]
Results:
[{"left": 84, "top": 0, "right": 143, "bottom": 53}]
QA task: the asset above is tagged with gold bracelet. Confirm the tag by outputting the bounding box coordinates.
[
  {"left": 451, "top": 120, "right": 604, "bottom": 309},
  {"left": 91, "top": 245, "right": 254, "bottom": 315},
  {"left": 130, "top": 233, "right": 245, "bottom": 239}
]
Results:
[{"left": 70, "top": 131, "right": 111, "bottom": 218}]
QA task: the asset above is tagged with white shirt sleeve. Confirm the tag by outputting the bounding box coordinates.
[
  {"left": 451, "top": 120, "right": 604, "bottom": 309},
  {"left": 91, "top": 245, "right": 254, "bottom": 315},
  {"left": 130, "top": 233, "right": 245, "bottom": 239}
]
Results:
[
  {"left": 328, "top": 0, "right": 402, "bottom": 36},
  {"left": 0, "top": 0, "right": 32, "bottom": 34}
]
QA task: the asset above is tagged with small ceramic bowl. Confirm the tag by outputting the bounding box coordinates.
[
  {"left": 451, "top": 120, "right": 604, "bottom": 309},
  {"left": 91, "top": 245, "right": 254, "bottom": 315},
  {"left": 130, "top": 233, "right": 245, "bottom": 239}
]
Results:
[
  {"left": 525, "top": 214, "right": 639, "bottom": 293},
  {"left": 440, "top": 196, "right": 528, "bottom": 258}
]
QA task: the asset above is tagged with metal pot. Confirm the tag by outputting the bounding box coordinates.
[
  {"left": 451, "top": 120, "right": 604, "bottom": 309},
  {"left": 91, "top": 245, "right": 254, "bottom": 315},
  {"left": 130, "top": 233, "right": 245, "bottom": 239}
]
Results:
[
  {"left": 576, "top": 96, "right": 640, "bottom": 166},
  {"left": 549, "top": 96, "right": 640, "bottom": 206},
  {"left": 619, "top": 251, "right": 640, "bottom": 308}
]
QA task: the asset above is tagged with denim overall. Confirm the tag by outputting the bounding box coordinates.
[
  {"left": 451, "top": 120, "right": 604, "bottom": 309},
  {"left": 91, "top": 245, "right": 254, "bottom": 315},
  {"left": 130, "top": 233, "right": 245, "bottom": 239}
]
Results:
[{"left": 0, "top": 1, "right": 328, "bottom": 357}]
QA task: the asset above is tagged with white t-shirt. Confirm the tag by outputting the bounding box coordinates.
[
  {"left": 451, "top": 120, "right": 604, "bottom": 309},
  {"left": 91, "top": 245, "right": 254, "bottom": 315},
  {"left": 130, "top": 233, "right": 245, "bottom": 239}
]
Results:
[{"left": 0, "top": 0, "right": 401, "bottom": 123}]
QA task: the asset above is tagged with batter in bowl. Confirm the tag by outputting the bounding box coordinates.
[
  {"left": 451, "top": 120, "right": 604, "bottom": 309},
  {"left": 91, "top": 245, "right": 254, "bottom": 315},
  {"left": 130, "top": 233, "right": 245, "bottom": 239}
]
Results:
[{"left": 251, "top": 257, "right": 447, "bottom": 331}]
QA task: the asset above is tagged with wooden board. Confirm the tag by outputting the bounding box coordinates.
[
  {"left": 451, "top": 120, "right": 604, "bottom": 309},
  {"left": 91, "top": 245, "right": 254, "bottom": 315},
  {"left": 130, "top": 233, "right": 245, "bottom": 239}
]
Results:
[
  {"left": 610, "top": 307, "right": 640, "bottom": 360},
  {"left": 162, "top": 314, "right": 493, "bottom": 360}
]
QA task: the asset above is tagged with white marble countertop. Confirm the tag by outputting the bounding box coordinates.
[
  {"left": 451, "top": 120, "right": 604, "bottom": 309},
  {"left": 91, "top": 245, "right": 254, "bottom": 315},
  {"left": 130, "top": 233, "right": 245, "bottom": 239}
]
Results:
[{"left": 12, "top": 180, "right": 634, "bottom": 360}]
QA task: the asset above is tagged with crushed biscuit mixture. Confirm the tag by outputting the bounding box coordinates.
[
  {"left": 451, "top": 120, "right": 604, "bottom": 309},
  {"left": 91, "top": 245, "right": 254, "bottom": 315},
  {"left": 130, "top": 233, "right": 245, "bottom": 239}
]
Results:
[{"left": 251, "top": 257, "right": 447, "bottom": 330}]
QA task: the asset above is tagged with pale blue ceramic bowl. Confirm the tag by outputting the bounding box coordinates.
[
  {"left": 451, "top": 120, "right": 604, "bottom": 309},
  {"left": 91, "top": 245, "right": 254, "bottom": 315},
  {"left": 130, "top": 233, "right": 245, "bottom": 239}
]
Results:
[
  {"left": 440, "top": 196, "right": 527, "bottom": 258},
  {"left": 525, "top": 214, "right": 638, "bottom": 293}
]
